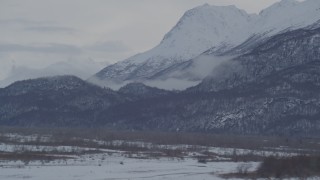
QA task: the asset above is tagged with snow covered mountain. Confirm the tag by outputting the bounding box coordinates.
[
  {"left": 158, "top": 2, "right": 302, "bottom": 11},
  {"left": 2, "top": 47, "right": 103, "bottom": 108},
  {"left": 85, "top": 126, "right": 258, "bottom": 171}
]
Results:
[
  {"left": 1, "top": 26, "right": 320, "bottom": 135},
  {"left": 93, "top": 0, "right": 320, "bottom": 90},
  {"left": 2, "top": 0, "right": 320, "bottom": 136},
  {"left": 92, "top": 4, "right": 255, "bottom": 87}
]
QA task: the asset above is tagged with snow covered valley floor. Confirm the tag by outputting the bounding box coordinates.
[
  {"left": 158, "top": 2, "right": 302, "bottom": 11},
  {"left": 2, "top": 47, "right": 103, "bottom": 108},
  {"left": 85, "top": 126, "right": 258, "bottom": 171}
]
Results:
[
  {"left": 0, "top": 128, "right": 319, "bottom": 180},
  {"left": 1, "top": 154, "right": 253, "bottom": 180}
]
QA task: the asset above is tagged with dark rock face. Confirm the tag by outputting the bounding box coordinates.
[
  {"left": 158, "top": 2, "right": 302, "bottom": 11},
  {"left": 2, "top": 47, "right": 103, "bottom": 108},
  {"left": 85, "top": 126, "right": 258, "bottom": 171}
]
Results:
[
  {"left": 118, "top": 83, "right": 174, "bottom": 99},
  {"left": 1, "top": 27, "right": 320, "bottom": 136}
]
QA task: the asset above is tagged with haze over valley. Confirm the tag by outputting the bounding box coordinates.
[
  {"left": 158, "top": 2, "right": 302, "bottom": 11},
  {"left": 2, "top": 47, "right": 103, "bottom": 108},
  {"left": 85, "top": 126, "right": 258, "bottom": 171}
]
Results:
[{"left": 1, "top": 0, "right": 320, "bottom": 179}]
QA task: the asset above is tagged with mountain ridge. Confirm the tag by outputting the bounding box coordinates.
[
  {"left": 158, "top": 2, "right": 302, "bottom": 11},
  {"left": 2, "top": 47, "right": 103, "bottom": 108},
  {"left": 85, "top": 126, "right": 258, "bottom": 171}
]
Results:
[
  {"left": 1, "top": 0, "right": 320, "bottom": 136},
  {"left": 93, "top": 0, "right": 320, "bottom": 90}
]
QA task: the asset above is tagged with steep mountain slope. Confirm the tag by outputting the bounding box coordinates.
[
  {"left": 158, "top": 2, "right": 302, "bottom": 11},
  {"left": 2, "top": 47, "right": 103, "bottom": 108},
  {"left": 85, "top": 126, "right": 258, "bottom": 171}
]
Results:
[
  {"left": 93, "top": 4, "right": 254, "bottom": 83},
  {"left": 193, "top": 26, "right": 320, "bottom": 92},
  {"left": 93, "top": 0, "right": 320, "bottom": 90},
  {"left": 92, "top": 27, "right": 320, "bottom": 136}
]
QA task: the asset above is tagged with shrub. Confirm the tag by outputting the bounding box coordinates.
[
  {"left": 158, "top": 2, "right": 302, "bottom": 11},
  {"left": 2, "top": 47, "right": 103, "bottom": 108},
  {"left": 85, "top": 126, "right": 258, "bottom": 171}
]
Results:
[
  {"left": 257, "top": 155, "right": 320, "bottom": 178},
  {"left": 236, "top": 163, "right": 252, "bottom": 175},
  {"left": 197, "top": 158, "right": 207, "bottom": 164}
]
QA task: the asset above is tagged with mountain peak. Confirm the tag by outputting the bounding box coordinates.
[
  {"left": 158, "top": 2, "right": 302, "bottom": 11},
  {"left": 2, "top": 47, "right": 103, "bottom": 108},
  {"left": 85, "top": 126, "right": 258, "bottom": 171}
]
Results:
[
  {"left": 4, "top": 75, "right": 90, "bottom": 95},
  {"left": 93, "top": 0, "right": 320, "bottom": 89},
  {"left": 162, "top": 3, "right": 251, "bottom": 41},
  {"left": 279, "top": 0, "right": 299, "bottom": 4},
  {"left": 159, "top": 3, "right": 253, "bottom": 55},
  {"left": 200, "top": 3, "right": 209, "bottom": 7},
  {"left": 259, "top": 0, "right": 299, "bottom": 16},
  {"left": 256, "top": 0, "right": 320, "bottom": 36},
  {"left": 92, "top": 3, "right": 255, "bottom": 83}
]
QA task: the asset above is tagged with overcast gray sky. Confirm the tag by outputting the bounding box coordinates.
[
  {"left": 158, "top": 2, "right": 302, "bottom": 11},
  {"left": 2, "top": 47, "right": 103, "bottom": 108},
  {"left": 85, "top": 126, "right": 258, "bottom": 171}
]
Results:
[{"left": 0, "top": 0, "right": 283, "bottom": 80}]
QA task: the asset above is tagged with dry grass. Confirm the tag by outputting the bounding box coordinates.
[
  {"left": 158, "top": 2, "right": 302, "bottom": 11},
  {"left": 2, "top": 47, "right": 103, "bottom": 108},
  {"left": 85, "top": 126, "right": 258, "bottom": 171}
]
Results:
[
  {"left": 1, "top": 126, "right": 320, "bottom": 163},
  {"left": 0, "top": 152, "right": 73, "bottom": 162},
  {"left": 1, "top": 126, "right": 320, "bottom": 152}
]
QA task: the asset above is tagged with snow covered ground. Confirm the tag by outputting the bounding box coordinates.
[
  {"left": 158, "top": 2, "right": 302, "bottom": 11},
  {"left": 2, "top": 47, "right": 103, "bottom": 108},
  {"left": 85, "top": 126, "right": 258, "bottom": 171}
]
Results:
[
  {"left": 0, "top": 153, "right": 256, "bottom": 180},
  {"left": 0, "top": 132, "right": 319, "bottom": 180},
  {"left": 0, "top": 133, "right": 256, "bottom": 180}
]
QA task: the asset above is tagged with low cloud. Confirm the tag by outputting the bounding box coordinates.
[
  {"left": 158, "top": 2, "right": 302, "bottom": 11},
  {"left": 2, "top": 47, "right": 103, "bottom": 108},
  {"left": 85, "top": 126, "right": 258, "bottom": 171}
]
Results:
[
  {"left": 0, "top": 18, "right": 75, "bottom": 34},
  {"left": 87, "top": 77, "right": 127, "bottom": 90},
  {"left": 155, "top": 55, "right": 235, "bottom": 81},
  {"left": 88, "top": 55, "right": 236, "bottom": 91},
  {"left": 143, "top": 55, "right": 235, "bottom": 90},
  {"left": 87, "top": 41, "right": 130, "bottom": 52},
  {"left": 0, "top": 41, "right": 130, "bottom": 54},
  {"left": 24, "top": 26, "right": 76, "bottom": 33},
  {"left": 0, "top": 59, "right": 108, "bottom": 88},
  {"left": 145, "top": 78, "right": 201, "bottom": 90},
  {"left": 0, "top": 18, "right": 48, "bottom": 26},
  {"left": 88, "top": 77, "right": 201, "bottom": 91},
  {"left": 0, "top": 43, "right": 82, "bottom": 54}
]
